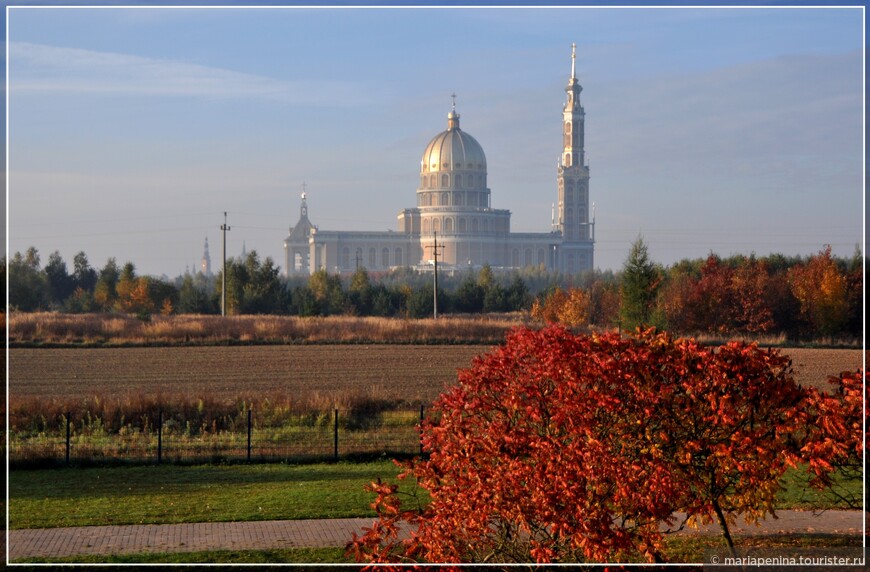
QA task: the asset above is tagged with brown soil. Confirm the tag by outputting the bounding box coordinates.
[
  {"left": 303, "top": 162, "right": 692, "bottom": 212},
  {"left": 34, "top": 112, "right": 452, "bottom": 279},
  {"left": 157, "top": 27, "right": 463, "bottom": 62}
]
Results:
[{"left": 8, "top": 345, "right": 861, "bottom": 405}]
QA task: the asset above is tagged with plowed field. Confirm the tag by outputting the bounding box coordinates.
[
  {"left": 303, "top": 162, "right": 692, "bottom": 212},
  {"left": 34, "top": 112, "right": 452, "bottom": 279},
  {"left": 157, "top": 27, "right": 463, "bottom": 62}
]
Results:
[
  {"left": 8, "top": 345, "right": 492, "bottom": 405},
  {"left": 8, "top": 345, "right": 863, "bottom": 404}
]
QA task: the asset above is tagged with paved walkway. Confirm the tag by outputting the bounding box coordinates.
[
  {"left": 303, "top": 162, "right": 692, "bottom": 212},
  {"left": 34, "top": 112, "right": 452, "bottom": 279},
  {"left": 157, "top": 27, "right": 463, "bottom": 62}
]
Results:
[{"left": 7, "top": 511, "right": 866, "bottom": 561}]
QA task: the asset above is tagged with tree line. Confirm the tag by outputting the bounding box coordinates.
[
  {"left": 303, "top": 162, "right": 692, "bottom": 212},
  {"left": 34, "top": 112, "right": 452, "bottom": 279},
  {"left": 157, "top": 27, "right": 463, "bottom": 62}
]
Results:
[
  {"left": 3, "top": 239, "right": 863, "bottom": 341},
  {"left": 534, "top": 239, "right": 863, "bottom": 341},
  {"left": 2, "top": 248, "right": 532, "bottom": 320}
]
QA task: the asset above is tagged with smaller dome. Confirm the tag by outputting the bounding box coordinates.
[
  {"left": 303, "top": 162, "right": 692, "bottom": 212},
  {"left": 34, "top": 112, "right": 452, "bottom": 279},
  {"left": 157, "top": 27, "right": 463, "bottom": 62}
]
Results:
[{"left": 420, "top": 111, "right": 487, "bottom": 174}]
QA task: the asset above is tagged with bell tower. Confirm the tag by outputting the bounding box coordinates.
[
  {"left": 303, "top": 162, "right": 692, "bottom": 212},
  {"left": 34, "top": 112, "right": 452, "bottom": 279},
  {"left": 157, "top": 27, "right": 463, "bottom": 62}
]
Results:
[{"left": 556, "top": 43, "right": 593, "bottom": 272}]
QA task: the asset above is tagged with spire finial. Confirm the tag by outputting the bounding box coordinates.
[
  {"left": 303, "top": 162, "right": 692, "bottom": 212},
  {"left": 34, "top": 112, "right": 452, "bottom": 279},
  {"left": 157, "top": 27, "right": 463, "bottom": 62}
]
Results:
[
  {"left": 447, "top": 93, "right": 460, "bottom": 130},
  {"left": 571, "top": 43, "right": 576, "bottom": 79},
  {"left": 301, "top": 181, "right": 307, "bottom": 200}
]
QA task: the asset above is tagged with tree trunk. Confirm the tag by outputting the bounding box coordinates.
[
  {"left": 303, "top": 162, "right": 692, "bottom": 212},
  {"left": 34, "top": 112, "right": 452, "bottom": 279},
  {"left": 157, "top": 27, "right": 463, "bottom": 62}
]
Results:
[{"left": 712, "top": 498, "right": 738, "bottom": 559}]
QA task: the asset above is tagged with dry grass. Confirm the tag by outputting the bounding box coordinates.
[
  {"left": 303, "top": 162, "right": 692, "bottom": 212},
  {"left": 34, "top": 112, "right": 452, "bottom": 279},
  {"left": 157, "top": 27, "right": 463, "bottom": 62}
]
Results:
[{"left": 8, "top": 312, "right": 531, "bottom": 346}]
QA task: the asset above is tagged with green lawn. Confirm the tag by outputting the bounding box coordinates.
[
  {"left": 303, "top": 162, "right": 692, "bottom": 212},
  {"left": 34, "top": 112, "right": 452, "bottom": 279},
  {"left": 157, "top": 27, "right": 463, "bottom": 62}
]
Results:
[
  {"left": 8, "top": 460, "right": 860, "bottom": 532},
  {"left": 13, "top": 547, "right": 350, "bottom": 564},
  {"left": 8, "top": 460, "right": 413, "bottom": 529}
]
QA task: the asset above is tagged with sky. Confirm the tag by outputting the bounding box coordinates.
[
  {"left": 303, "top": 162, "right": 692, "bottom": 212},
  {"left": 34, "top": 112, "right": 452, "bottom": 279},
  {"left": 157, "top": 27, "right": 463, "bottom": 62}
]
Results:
[{"left": 5, "top": 3, "right": 865, "bottom": 277}]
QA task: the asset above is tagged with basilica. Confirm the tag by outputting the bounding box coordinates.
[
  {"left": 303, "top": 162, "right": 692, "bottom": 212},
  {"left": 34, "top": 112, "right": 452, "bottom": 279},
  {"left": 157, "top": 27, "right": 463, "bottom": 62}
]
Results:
[{"left": 284, "top": 45, "right": 595, "bottom": 276}]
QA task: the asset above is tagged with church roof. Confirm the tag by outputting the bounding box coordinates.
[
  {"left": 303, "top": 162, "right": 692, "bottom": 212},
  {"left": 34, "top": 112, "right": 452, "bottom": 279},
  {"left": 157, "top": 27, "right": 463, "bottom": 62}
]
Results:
[{"left": 420, "top": 109, "right": 486, "bottom": 174}]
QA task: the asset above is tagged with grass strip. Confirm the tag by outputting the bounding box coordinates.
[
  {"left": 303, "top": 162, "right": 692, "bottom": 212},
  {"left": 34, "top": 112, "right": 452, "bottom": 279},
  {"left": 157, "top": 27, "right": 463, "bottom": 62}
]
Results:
[
  {"left": 9, "top": 461, "right": 860, "bottom": 531},
  {"left": 12, "top": 547, "right": 349, "bottom": 564},
  {"left": 8, "top": 460, "right": 414, "bottom": 529},
  {"left": 12, "top": 535, "right": 862, "bottom": 564}
]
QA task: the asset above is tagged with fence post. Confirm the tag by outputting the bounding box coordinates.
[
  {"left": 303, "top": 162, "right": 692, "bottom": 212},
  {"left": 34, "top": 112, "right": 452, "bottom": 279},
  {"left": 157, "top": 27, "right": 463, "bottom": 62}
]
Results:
[
  {"left": 157, "top": 409, "right": 163, "bottom": 465},
  {"left": 247, "top": 408, "right": 252, "bottom": 463},
  {"left": 65, "top": 411, "right": 71, "bottom": 465},
  {"left": 419, "top": 404, "right": 425, "bottom": 456},
  {"left": 333, "top": 409, "right": 339, "bottom": 462}
]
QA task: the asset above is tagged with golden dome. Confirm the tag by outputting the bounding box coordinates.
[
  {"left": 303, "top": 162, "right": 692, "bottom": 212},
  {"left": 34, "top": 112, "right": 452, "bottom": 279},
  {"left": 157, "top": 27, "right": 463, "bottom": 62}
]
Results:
[{"left": 420, "top": 111, "right": 486, "bottom": 174}]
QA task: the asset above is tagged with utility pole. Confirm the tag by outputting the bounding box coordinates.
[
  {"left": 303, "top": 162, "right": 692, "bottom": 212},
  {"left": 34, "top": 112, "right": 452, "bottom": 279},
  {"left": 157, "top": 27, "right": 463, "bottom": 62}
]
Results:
[
  {"left": 426, "top": 231, "right": 444, "bottom": 319},
  {"left": 221, "top": 211, "right": 231, "bottom": 316}
]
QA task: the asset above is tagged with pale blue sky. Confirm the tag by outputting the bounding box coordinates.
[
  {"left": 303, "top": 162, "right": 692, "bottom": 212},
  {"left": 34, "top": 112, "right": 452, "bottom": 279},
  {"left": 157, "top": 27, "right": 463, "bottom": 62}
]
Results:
[{"left": 6, "top": 4, "right": 865, "bottom": 276}]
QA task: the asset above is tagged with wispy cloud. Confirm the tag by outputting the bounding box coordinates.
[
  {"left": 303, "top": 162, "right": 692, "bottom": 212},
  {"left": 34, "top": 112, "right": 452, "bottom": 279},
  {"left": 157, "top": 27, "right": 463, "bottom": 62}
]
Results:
[{"left": 8, "top": 42, "right": 374, "bottom": 105}]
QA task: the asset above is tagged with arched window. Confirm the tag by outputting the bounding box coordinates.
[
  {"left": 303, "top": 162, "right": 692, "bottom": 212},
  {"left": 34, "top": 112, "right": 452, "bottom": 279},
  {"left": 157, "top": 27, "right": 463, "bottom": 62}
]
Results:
[
  {"left": 455, "top": 174, "right": 461, "bottom": 189},
  {"left": 368, "top": 248, "right": 376, "bottom": 268},
  {"left": 430, "top": 174, "right": 436, "bottom": 188},
  {"left": 483, "top": 219, "right": 489, "bottom": 232},
  {"left": 472, "top": 218, "right": 479, "bottom": 233},
  {"left": 382, "top": 248, "right": 389, "bottom": 268},
  {"left": 441, "top": 192, "right": 449, "bottom": 206},
  {"left": 524, "top": 249, "right": 532, "bottom": 267},
  {"left": 441, "top": 174, "right": 449, "bottom": 188},
  {"left": 395, "top": 248, "right": 403, "bottom": 266},
  {"left": 458, "top": 218, "right": 467, "bottom": 233},
  {"left": 355, "top": 248, "right": 363, "bottom": 268},
  {"left": 455, "top": 193, "right": 464, "bottom": 206},
  {"left": 564, "top": 153, "right": 571, "bottom": 167},
  {"left": 423, "top": 219, "right": 430, "bottom": 234},
  {"left": 445, "top": 218, "right": 453, "bottom": 233},
  {"left": 433, "top": 218, "right": 441, "bottom": 233}
]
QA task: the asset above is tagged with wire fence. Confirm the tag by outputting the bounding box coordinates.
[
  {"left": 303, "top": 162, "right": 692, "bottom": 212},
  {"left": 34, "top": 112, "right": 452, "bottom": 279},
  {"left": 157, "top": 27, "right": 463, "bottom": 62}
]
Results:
[{"left": 8, "top": 406, "right": 427, "bottom": 467}]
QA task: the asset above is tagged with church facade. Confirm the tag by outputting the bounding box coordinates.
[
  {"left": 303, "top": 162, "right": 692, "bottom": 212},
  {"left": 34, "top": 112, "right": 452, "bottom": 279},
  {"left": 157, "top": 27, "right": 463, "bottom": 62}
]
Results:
[{"left": 284, "top": 45, "right": 594, "bottom": 277}]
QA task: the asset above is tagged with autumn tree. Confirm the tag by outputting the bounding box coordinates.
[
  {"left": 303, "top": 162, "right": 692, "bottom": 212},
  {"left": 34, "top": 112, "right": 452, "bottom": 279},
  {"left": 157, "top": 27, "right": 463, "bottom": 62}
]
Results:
[
  {"left": 113, "top": 262, "right": 138, "bottom": 312},
  {"left": 351, "top": 326, "right": 814, "bottom": 564},
  {"left": 800, "top": 370, "right": 866, "bottom": 509},
  {"left": 684, "top": 255, "right": 735, "bottom": 333},
  {"left": 530, "top": 287, "right": 590, "bottom": 327},
  {"left": 93, "top": 258, "right": 120, "bottom": 310},
  {"left": 730, "top": 256, "right": 774, "bottom": 334},
  {"left": 787, "top": 246, "right": 850, "bottom": 337},
  {"left": 588, "top": 278, "right": 620, "bottom": 328}
]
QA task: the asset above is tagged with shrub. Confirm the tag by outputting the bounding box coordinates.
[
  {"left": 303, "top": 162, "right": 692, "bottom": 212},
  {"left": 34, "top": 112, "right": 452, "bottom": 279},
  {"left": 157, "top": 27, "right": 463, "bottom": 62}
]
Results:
[{"left": 350, "top": 325, "right": 859, "bottom": 564}]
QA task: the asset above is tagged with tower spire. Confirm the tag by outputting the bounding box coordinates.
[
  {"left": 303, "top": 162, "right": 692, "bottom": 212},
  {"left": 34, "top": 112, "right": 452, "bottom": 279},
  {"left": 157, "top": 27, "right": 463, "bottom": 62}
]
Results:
[
  {"left": 300, "top": 181, "right": 309, "bottom": 218},
  {"left": 571, "top": 42, "right": 576, "bottom": 80}
]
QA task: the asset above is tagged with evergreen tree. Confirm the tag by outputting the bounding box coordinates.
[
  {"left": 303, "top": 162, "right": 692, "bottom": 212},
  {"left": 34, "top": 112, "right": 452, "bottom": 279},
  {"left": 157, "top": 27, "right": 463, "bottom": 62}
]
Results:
[
  {"left": 177, "top": 274, "right": 213, "bottom": 314},
  {"left": 620, "top": 236, "right": 660, "bottom": 330},
  {"left": 8, "top": 249, "right": 49, "bottom": 311},
  {"left": 44, "top": 251, "right": 75, "bottom": 306}
]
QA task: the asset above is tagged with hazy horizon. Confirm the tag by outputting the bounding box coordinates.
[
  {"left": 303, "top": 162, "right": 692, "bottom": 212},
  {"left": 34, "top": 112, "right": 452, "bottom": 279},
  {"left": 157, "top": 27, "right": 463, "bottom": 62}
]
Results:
[{"left": 7, "top": 5, "right": 864, "bottom": 277}]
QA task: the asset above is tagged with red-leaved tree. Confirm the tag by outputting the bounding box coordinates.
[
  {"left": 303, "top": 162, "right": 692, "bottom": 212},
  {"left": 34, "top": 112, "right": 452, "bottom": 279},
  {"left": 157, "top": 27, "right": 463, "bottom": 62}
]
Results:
[
  {"left": 801, "top": 369, "right": 866, "bottom": 508},
  {"left": 349, "top": 326, "right": 845, "bottom": 564}
]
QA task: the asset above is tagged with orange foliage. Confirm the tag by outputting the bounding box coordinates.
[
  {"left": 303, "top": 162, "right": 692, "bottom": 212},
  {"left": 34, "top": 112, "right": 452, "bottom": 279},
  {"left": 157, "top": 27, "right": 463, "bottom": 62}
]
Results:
[
  {"left": 788, "top": 246, "right": 850, "bottom": 336},
  {"left": 530, "top": 287, "right": 590, "bottom": 328},
  {"left": 349, "top": 326, "right": 842, "bottom": 564}
]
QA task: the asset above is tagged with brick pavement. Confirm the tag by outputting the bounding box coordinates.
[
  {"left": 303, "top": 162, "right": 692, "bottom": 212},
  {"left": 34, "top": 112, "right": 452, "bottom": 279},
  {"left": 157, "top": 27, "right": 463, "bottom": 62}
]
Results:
[
  {"left": 8, "top": 517, "right": 374, "bottom": 561},
  {"left": 7, "top": 511, "right": 866, "bottom": 562}
]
